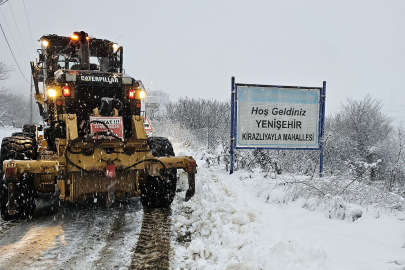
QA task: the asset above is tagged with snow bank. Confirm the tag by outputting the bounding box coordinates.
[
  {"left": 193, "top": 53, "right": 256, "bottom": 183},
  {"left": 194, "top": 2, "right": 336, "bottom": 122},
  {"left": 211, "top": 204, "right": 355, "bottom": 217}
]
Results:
[
  {"left": 170, "top": 162, "right": 329, "bottom": 269},
  {"left": 170, "top": 148, "right": 405, "bottom": 270}
]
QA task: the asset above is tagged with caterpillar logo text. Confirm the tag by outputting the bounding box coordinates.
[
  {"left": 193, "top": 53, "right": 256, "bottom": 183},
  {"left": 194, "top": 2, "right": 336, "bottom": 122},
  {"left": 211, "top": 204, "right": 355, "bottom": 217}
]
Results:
[{"left": 80, "top": 76, "right": 119, "bottom": 83}]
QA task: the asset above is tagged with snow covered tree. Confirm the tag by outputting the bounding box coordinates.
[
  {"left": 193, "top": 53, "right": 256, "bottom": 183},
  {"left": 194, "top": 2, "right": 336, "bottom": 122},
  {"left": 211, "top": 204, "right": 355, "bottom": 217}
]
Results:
[
  {"left": 324, "top": 95, "right": 393, "bottom": 181},
  {"left": 165, "top": 97, "right": 231, "bottom": 131},
  {"left": 0, "top": 62, "right": 13, "bottom": 127},
  {"left": 0, "top": 62, "right": 40, "bottom": 127},
  {"left": 163, "top": 97, "right": 231, "bottom": 150},
  {"left": 0, "top": 61, "right": 13, "bottom": 83},
  {"left": 383, "top": 126, "right": 405, "bottom": 190}
]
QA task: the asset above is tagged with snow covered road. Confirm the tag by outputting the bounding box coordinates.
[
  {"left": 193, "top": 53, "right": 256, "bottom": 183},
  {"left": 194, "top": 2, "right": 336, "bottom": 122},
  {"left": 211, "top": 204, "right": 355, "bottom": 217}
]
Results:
[
  {"left": 0, "top": 197, "right": 143, "bottom": 270},
  {"left": 0, "top": 128, "right": 145, "bottom": 269}
]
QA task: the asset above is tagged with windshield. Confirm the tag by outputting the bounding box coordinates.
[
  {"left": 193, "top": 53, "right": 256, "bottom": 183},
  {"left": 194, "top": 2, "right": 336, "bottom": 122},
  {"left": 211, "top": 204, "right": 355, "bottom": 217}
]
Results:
[
  {"left": 54, "top": 55, "right": 118, "bottom": 72},
  {"left": 41, "top": 35, "right": 123, "bottom": 78}
]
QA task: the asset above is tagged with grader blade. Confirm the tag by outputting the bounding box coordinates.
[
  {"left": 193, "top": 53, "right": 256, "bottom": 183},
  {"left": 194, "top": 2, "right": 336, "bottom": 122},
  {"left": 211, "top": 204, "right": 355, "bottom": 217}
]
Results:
[{"left": 185, "top": 172, "right": 195, "bottom": 202}]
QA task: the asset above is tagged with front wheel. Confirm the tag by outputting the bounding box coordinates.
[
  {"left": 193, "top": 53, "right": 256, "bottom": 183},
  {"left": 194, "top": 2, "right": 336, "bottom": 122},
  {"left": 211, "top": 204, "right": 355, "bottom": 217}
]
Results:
[
  {"left": 140, "top": 171, "right": 177, "bottom": 208},
  {"left": 141, "top": 137, "right": 177, "bottom": 208}
]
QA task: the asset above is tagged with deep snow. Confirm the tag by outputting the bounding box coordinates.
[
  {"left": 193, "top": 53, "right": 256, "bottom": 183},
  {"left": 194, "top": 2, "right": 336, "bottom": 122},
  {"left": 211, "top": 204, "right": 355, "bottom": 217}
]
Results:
[
  {"left": 170, "top": 144, "right": 405, "bottom": 270},
  {"left": 0, "top": 127, "right": 404, "bottom": 269}
]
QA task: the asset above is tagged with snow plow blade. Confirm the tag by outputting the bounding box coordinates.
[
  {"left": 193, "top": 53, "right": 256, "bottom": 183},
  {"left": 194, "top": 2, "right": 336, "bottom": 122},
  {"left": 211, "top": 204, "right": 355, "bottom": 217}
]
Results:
[{"left": 153, "top": 156, "right": 197, "bottom": 201}]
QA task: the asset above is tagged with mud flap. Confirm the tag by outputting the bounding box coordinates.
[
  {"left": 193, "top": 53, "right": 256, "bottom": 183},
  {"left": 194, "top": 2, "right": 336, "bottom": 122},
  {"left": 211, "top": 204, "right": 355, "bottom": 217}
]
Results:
[
  {"left": 5, "top": 167, "right": 16, "bottom": 215},
  {"left": 106, "top": 161, "right": 116, "bottom": 207},
  {"left": 107, "top": 179, "right": 115, "bottom": 207}
]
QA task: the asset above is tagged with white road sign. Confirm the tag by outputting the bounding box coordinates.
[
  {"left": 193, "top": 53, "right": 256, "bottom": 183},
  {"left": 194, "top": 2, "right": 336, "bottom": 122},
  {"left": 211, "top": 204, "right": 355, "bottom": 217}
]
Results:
[
  {"left": 236, "top": 86, "right": 321, "bottom": 149},
  {"left": 144, "top": 115, "right": 153, "bottom": 135}
]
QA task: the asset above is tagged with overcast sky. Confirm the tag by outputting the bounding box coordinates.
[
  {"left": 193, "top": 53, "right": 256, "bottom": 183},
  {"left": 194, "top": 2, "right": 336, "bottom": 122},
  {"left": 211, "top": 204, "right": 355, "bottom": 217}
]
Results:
[{"left": 1, "top": 0, "right": 405, "bottom": 115}]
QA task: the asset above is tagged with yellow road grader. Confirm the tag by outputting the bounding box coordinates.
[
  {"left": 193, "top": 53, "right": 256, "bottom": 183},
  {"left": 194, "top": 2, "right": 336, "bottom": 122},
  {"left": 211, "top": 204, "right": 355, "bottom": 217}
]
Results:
[{"left": 0, "top": 31, "right": 196, "bottom": 220}]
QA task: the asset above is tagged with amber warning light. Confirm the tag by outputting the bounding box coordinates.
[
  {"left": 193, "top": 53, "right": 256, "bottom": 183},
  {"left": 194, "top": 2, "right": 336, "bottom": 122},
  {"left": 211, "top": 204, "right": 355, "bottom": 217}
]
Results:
[{"left": 63, "top": 86, "right": 71, "bottom": 97}]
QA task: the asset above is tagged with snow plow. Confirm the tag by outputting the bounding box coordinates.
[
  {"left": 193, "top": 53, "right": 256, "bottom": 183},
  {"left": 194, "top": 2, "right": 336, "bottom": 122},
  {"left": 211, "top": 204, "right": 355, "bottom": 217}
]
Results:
[{"left": 0, "top": 31, "right": 196, "bottom": 220}]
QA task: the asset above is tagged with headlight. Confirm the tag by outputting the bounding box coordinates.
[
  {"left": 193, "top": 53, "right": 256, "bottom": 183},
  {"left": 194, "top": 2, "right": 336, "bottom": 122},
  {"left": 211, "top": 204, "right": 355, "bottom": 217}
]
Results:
[
  {"left": 112, "top": 43, "right": 119, "bottom": 52},
  {"left": 139, "top": 91, "right": 145, "bottom": 99},
  {"left": 42, "top": 40, "right": 49, "bottom": 47},
  {"left": 48, "top": 89, "right": 56, "bottom": 97}
]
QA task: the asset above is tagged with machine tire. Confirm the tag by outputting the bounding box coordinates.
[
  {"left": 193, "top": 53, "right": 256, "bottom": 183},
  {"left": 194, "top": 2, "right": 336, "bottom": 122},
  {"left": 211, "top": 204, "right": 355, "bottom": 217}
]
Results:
[
  {"left": 0, "top": 136, "right": 36, "bottom": 220},
  {"left": 10, "top": 124, "right": 37, "bottom": 141},
  {"left": 22, "top": 124, "right": 37, "bottom": 135},
  {"left": 141, "top": 137, "right": 177, "bottom": 208},
  {"left": 1, "top": 136, "right": 37, "bottom": 166},
  {"left": 0, "top": 174, "right": 36, "bottom": 220},
  {"left": 0, "top": 175, "right": 13, "bottom": 221},
  {"left": 15, "top": 173, "right": 36, "bottom": 219},
  {"left": 146, "top": 137, "right": 175, "bottom": 157}
]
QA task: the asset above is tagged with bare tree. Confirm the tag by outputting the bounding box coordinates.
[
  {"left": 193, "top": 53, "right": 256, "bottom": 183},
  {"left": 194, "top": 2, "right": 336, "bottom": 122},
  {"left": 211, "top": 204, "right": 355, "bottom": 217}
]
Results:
[
  {"left": 0, "top": 62, "right": 39, "bottom": 127},
  {"left": 0, "top": 62, "right": 13, "bottom": 125},
  {"left": 0, "top": 62, "right": 13, "bottom": 83},
  {"left": 0, "top": 62, "right": 13, "bottom": 95}
]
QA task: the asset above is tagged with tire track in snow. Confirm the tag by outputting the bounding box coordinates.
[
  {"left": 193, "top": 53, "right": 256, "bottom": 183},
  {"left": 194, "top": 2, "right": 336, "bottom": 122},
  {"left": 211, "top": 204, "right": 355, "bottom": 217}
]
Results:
[
  {"left": 51, "top": 199, "right": 143, "bottom": 270},
  {"left": 130, "top": 208, "right": 172, "bottom": 270},
  {"left": 0, "top": 198, "right": 143, "bottom": 270},
  {"left": 0, "top": 220, "right": 22, "bottom": 238},
  {"left": 92, "top": 204, "right": 143, "bottom": 270}
]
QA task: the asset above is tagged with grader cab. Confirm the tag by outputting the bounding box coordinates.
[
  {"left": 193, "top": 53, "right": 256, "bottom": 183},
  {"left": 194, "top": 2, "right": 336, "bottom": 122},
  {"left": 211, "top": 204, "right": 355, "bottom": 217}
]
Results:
[{"left": 0, "top": 31, "right": 196, "bottom": 220}]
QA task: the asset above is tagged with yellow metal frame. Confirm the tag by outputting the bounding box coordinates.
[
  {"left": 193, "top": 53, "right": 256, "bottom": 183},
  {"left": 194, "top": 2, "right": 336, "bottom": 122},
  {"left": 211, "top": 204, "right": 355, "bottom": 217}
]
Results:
[{"left": 2, "top": 113, "right": 197, "bottom": 203}]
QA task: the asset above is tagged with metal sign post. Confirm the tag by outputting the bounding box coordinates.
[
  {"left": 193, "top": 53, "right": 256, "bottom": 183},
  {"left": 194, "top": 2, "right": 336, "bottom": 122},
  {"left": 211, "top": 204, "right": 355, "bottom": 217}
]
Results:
[
  {"left": 319, "top": 81, "right": 327, "bottom": 177},
  {"left": 30, "top": 75, "right": 33, "bottom": 124},
  {"left": 230, "top": 78, "right": 326, "bottom": 175},
  {"left": 230, "top": 77, "right": 236, "bottom": 174}
]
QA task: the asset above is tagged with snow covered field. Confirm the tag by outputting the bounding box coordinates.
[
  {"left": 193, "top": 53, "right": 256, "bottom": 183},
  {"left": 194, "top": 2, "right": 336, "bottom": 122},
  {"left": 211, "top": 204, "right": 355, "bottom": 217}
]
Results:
[{"left": 170, "top": 145, "right": 405, "bottom": 270}]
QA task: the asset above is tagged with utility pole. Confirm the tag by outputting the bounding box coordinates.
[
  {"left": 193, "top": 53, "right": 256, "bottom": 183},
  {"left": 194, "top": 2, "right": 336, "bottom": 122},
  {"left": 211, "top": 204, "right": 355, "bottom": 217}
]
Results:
[{"left": 30, "top": 75, "right": 33, "bottom": 123}]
